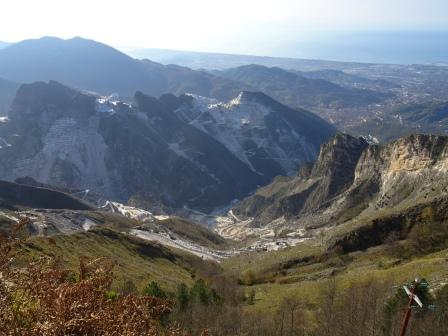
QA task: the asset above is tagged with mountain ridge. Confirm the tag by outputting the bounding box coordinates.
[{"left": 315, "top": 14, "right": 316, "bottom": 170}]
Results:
[
  {"left": 218, "top": 133, "right": 448, "bottom": 240},
  {"left": 214, "top": 64, "right": 392, "bottom": 110},
  {"left": 0, "top": 179, "right": 94, "bottom": 211},
  {"left": 0, "top": 36, "right": 249, "bottom": 101},
  {"left": 175, "top": 90, "right": 335, "bottom": 177},
  {"left": 0, "top": 81, "right": 335, "bottom": 212}
]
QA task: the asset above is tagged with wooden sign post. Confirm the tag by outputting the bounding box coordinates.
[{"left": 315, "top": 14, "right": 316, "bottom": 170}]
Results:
[{"left": 399, "top": 279, "right": 423, "bottom": 336}]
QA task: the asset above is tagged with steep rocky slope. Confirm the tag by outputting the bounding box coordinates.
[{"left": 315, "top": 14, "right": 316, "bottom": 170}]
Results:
[
  {"left": 219, "top": 133, "right": 448, "bottom": 239},
  {"left": 175, "top": 91, "right": 335, "bottom": 177},
  {"left": 0, "top": 77, "right": 19, "bottom": 116},
  {"left": 0, "top": 81, "right": 334, "bottom": 212}
]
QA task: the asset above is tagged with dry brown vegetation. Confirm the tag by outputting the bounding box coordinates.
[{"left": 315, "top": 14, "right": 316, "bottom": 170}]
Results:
[{"left": 0, "top": 218, "right": 187, "bottom": 336}]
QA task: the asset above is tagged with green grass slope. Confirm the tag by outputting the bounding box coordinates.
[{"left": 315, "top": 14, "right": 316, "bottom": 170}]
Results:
[
  {"left": 19, "top": 227, "right": 219, "bottom": 293},
  {"left": 223, "top": 198, "right": 448, "bottom": 311}
]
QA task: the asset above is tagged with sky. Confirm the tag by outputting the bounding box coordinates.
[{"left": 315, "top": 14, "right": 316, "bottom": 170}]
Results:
[{"left": 1, "top": 0, "right": 447, "bottom": 56}]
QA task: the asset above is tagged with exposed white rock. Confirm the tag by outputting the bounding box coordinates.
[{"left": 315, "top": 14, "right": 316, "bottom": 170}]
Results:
[
  {"left": 175, "top": 92, "right": 319, "bottom": 175},
  {"left": 0, "top": 137, "right": 11, "bottom": 149},
  {"left": 12, "top": 115, "right": 114, "bottom": 198},
  {"left": 102, "top": 201, "right": 155, "bottom": 222},
  {"left": 0, "top": 211, "right": 19, "bottom": 223},
  {"left": 95, "top": 94, "right": 122, "bottom": 114},
  {"left": 131, "top": 229, "right": 230, "bottom": 261}
]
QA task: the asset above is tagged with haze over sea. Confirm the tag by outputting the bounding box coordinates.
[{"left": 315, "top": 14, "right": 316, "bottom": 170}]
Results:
[{"left": 278, "top": 31, "right": 448, "bottom": 65}]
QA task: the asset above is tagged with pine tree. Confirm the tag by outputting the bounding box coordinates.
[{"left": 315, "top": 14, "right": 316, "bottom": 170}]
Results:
[
  {"left": 190, "top": 279, "right": 210, "bottom": 305},
  {"left": 142, "top": 281, "right": 167, "bottom": 298},
  {"left": 176, "top": 283, "right": 190, "bottom": 310}
]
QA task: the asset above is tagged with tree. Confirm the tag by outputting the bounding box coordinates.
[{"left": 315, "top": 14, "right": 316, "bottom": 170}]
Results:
[
  {"left": 142, "top": 281, "right": 167, "bottom": 299},
  {"left": 190, "top": 279, "right": 210, "bottom": 305},
  {"left": 176, "top": 283, "right": 189, "bottom": 310}
]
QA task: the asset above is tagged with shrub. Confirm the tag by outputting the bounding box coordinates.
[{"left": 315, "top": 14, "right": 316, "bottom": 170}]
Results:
[
  {"left": 176, "top": 283, "right": 190, "bottom": 310},
  {"left": 408, "top": 221, "right": 448, "bottom": 254},
  {"left": 105, "top": 290, "right": 118, "bottom": 301},
  {"left": 142, "top": 281, "right": 167, "bottom": 299},
  {"left": 238, "top": 269, "right": 257, "bottom": 286},
  {"left": 190, "top": 279, "right": 211, "bottom": 305}
]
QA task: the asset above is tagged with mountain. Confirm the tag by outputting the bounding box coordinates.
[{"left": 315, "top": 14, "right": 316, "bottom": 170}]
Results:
[
  {"left": 0, "top": 37, "right": 247, "bottom": 100},
  {"left": 0, "top": 177, "right": 228, "bottom": 261},
  {"left": 0, "top": 179, "right": 93, "bottom": 211},
  {"left": 0, "top": 188, "right": 220, "bottom": 292},
  {"left": 219, "top": 133, "right": 448, "bottom": 240},
  {"left": 348, "top": 101, "right": 448, "bottom": 142},
  {"left": 174, "top": 91, "right": 335, "bottom": 177},
  {"left": 0, "top": 77, "right": 20, "bottom": 116},
  {"left": 397, "top": 101, "right": 448, "bottom": 124},
  {"left": 0, "top": 176, "right": 228, "bottom": 261},
  {"left": 0, "top": 81, "right": 335, "bottom": 212},
  {"left": 0, "top": 178, "right": 100, "bottom": 235},
  {"left": 215, "top": 64, "right": 392, "bottom": 110}
]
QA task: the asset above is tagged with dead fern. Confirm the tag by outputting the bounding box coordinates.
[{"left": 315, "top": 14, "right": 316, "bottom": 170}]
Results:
[{"left": 0, "top": 218, "right": 188, "bottom": 336}]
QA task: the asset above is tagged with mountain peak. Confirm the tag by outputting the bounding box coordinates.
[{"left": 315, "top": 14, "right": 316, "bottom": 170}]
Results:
[
  {"left": 330, "top": 132, "right": 368, "bottom": 147},
  {"left": 7, "top": 36, "right": 98, "bottom": 50},
  {"left": 311, "top": 133, "right": 368, "bottom": 177},
  {"left": 227, "top": 91, "right": 289, "bottom": 110},
  {"left": 9, "top": 80, "right": 95, "bottom": 121},
  {"left": 228, "top": 91, "right": 269, "bottom": 105}
]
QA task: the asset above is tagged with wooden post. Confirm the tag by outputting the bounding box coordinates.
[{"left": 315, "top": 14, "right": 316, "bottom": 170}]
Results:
[{"left": 399, "top": 280, "right": 420, "bottom": 336}]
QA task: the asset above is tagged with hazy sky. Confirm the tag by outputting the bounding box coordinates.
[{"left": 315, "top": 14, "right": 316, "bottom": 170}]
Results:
[{"left": 1, "top": 0, "right": 447, "bottom": 55}]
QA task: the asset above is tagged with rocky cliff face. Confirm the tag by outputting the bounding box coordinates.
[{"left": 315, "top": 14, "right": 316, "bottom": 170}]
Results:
[
  {"left": 0, "top": 81, "right": 335, "bottom": 212},
  {"left": 219, "top": 133, "right": 448, "bottom": 239},
  {"left": 353, "top": 134, "right": 448, "bottom": 210},
  {"left": 0, "top": 81, "right": 115, "bottom": 197},
  {"left": 175, "top": 91, "right": 335, "bottom": 177},
  {"left": 0, "top": 77, "right": 19, "bottom": 116}
]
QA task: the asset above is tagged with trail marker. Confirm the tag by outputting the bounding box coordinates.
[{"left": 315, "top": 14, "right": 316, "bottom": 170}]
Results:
[{"left": 399, "top": 278, "right": 425, "bottom": 336}]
